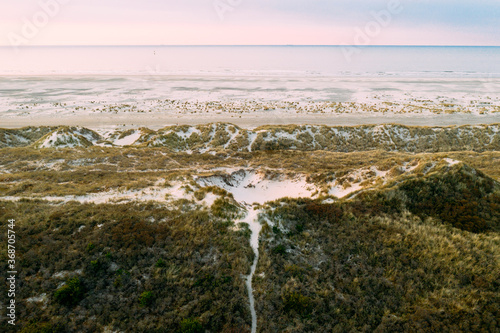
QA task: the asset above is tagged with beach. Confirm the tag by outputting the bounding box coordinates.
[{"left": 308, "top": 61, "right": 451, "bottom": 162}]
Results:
[
  {"left": 1, "top": 75, "right": 500, "bottom": 129},
  {"left": 1, "top": 112, "right": 500, "bottom": 129}
]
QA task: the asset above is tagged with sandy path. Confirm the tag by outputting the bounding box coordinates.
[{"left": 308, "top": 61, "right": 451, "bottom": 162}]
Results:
[{"left": 241, "top": 206, "right": 262, "bottom": 333}]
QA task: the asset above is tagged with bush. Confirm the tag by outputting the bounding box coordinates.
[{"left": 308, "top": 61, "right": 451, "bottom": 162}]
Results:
[
  {"left": 179, "top": 318, "right": 203, "bottom": 333},
  {"left": 282, "top": 292, "right": 312, "bottom": 315},
  {"left": 85, "top": 242, "right": 95, "bottom": 252},
  {"left": 272, "top": 244, "right": 286, "bottom": 255},
  {"left": 139, "top": 291, "right": 154, "bottom": 307},
  {"left": 155, "top": 258, "right": 167, "bottom": 268},
  {"left": 53, "top": 277, "right": 85, "bottom": 306},
  {"left": 20, "top": 321, "right": 64, "bottom": 333},
  {"left": 90, "top": 259, "right": 101, "bottom": 271}
]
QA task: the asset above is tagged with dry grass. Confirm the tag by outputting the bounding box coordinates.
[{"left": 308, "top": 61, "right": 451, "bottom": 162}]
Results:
[{"left": 1, "top": 148, "right": 499, "bottom": 198}]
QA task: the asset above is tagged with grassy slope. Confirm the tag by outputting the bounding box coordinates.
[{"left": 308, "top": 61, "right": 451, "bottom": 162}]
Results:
[
  {"left": 0, "top": 148, "right": 498, "bottom": 332},
  {"left": 0, "top": 200, "right": 253, "bottom": 333},
  {"left": 254, "top": 165, "right": 500, "bottom": 332},
  {"left": 1, "top": 148, "right": 500, "bottom": 198}
]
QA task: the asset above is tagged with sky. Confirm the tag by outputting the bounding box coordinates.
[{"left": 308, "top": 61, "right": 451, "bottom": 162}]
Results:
[{"left": 0, "top": 0, "right": 499, "bottom": 46}]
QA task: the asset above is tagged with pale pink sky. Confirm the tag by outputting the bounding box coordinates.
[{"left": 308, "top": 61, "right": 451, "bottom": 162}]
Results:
[{"left": 0, "top": 0, "right": 499, "bottom": 46}]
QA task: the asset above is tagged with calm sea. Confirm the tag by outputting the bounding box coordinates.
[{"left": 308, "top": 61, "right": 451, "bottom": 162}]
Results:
[{"left": 0, "top": 45, "right": 499, "bottom": 77}]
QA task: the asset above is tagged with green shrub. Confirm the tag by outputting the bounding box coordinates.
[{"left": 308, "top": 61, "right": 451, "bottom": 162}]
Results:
[
  {"left": 282, "top": 292, "right": 312, "bottom": 315},
  {"left": 90, "top": 259, "right": 101, "bottom": 271},
  {"left": 211, "top": 198, "right": 239, "bottom": 218},
  {"left": 139, "top": 291, "right": 154, "bottom": 307},
  {"left": 113, "top": 276, "right": 122, "bottom": 288},
  {"left": 155, "top": 258, "right": 167, "bottom": 268},
  {"left": 272, "top": 244, "right": 286, "bottom": 255},
  {"left": 179, "top": 318, "right": 203, "bottom": 333},
  {"left": 53, "top": 277, "right": 85, "bottom": 306},
  {"left": 85, "top": 242, "right": 95, "bottom": 252}
]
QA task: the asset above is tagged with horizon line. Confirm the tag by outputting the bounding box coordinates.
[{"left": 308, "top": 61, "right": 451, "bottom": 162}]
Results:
[{"left": 1, "top": 44, "right": 500, "bottom": 48}]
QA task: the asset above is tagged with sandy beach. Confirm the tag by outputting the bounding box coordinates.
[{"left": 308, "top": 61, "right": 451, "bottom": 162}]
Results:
[
  {"left": 2, "top": 112, "right": 500, "bottom": 129},
  {"left": 1, "top": 75, "right": 499, "bottom": 129}
]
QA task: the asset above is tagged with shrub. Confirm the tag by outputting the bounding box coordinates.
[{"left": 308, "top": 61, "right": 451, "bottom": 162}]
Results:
[
  {"left": 211, "top": 198, "right": 239, "bottom": 219},
  {"left": 272, "top": 244, "right": 286, "bottom": 255},
  {"left": 155, "top": 258, "right": 167, "bottom": 268},
  {"left": 139, "top": 291, "right": 154, "bottom": 307},
  {"left": 305, "top": 203, "right": 343, "bottom": 221},
  {"left": 193, "top": 190, "right": 206, "bottom": 201},
  {"left": 85, "top": 242, "right": 95, "bottom": 252},
  {"left": 282, "top": 292, "right": 312, "bottom": 315},
  {"left": 90, "top": 259, "right": 101, "bottom": 271},
  {"left": 20, "top": 321, "right": 64, "bottom": 333},
  {"left": 53, "top": 277, "right": 85, "bottom": 306},
  {"left": 179, "top": 318, "right": 203, "bottom": 333}
]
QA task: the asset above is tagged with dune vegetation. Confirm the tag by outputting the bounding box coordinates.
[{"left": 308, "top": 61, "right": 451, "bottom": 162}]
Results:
[{"left": 0, "top": 126, "right": 499, "bottom": 332}]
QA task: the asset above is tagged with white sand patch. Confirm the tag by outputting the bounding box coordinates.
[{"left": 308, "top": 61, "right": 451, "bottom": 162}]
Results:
[
  {"left": 195, "top": 169, "right": 317, "bottom": 205},
  {"left": 200, "top": 193, "right": 219, "bottom": 207},
  {"left": 444, "top": 158, "right": 461, "bottom": 166},
  {"left": 224, "top": 126, "right": 241, "bottom": 149},
  {"left": 26, "top": 293, "right": 49, "bottom": 308},
  {"left": 329, "top": 183, "right": 364, "bottom": 199},
  {"left": 37, "top": 131, "right": 70, "bottom": 148},
  {"left": 26, "top": 293, "right": 48, "bottom": 304},
  {"left": 327, "top": 161, "right": 422, "bottom": 198},
  {"left": 247, "top": 133, "right": 258, "bottom": 152},
  {"left": 114, "top": 130, "right": 142, "bottom": 146},
  {"left": 371, "top": 166, "right": 389, "bottom": 178},
  {"left": 175, "top": 127, "right": 201, "bottom": 140},
  {"left": 52, "top": 269, "right": 83, "bottom": 279}
]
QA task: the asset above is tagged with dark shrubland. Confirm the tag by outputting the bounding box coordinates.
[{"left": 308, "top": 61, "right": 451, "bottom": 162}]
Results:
[
  {"left": 0, "top": 200, "right": 252, "bottom": 332},
  {"left": 254, "top": 184, "right": 499, "bottom": 332},
  {"left": 394, "top": 164, "right": 500, "bottom": 232}
]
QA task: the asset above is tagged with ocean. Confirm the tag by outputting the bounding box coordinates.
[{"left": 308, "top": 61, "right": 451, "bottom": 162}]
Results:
[{"left": 1, "top": 45, "right": 499, "bottom": 77}]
